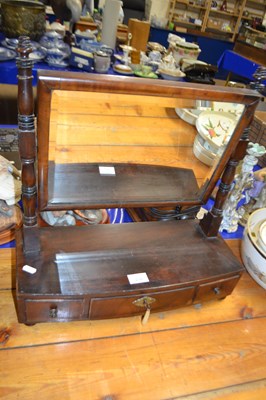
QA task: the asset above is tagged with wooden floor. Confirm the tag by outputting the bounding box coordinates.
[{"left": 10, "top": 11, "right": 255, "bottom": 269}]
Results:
[{"left": 0, "top": 240, "right": 266, "bottom": 399}]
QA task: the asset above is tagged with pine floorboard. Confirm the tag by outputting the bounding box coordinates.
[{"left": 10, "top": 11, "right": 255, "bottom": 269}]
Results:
[{"left": 0, "top": 240, "right": 266, "bottom": 400}]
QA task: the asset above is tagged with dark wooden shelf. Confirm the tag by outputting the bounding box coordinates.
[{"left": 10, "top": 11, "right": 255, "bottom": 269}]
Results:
[
  {"left": 209, "top": 9, "right": 238, "bottom": 18},
  {"left": 16, "top": 219, "right": 243, "bottom": 322},
  {"left": 47, "top": 162, "right": 200, "bottom": 209}
]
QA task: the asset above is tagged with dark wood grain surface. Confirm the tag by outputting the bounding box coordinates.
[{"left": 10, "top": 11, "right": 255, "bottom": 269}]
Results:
[
  {"left": 47, "top": 162, "right": 199, "bottom": 209},
  {"left": 16, "top": 220, "right": 243, "bottom": 295}
]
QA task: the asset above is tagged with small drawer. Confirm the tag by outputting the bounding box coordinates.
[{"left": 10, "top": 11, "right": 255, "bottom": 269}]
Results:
[
  {"left": 194, "top": 275, "right": 241, "bottom": 303},
  {"left": 25, "top": 298, "right": 85, "bottom": 323},
  {"left": 89, "top": 286, "right": 195, "bottom": 319}
]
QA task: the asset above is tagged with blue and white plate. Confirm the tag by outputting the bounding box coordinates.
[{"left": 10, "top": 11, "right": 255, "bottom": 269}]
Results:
[
  {"left": 0, "top": 47, "right": 16, "bottom": 61},
  {"left": 46, "top": 59, "right": 69, "bottom": 68},
  {"left": 2, "top": 38, "right": 41, "bottom": 51},
  {"left": 107, "top": 208, "right": 132, "bottom": 224},
  {"left": 1, "top": 38, "right": 18, "bottom": 50},
  {"left": 29, "top": 48, "right": 47, "bottom": 62}
]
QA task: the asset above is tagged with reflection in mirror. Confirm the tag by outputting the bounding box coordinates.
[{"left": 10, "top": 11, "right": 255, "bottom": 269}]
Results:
[
  {"left": 176, "top": 100, "right": 244, "bottom": 168},
  {"left": 46, "top": 89, "right": 245, "bottom": 216}
]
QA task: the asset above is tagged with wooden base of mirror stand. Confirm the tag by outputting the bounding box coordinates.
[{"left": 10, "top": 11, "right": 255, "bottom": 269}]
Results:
[{"left": 16, "top": 219, "right": 243, "bottom": 324}]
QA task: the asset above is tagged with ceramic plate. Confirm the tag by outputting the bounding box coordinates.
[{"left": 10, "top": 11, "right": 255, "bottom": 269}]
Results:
[
  {"left": 158, "top": 69, "right": 185, "bottom": 81},
  {"left": 196, "top": 111, "right": 237, "bottom": 150},
  {"left": 134, "top": 71, "right": 158, "bottom": 79},
  {"left": 248, "top": 209, "right": 266, "bottom": 258},
  {"left": 46, "top": 59, "right": 69, "bottom": 68},
  {"left": 242, "top": 208, "right": 266, "bottom": 289},
  {"left": 114, "top": 54, "right": 126, "bottom": 63},
  {"left": 258, "top": 220, "right": 266, "bottom": 253},
  {"left": 0, "top": 47, "right": 17, "bottom": 61},
  {"left": 1, "top": 38, "right": 18, "bottom": 50},
  {"left": 211, "top": 102, "right": 244, "bottom": 119},
  {"left": 29, "top": 49, "right": 47, "bottom": 62},
  {"left": 113, "top": 64, "right": 133, "bottom": 75},
  {"left": 175, "top": 108, "right": 202, "bottom": 126},
  {"left": 2, "top": 38, "right": 41, "bottom": 52},
  {"left": 193, "top": 134, "right": 216, "bottom": 167}
]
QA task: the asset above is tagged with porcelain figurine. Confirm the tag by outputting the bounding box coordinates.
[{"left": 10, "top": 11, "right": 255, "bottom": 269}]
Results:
[
  {"left": 238, "top": 167, "right": 266, "bottom": 225},
  {"left": 220, "top": 143, "right": 266, "bottom": 232},
  {"left": 0, "top": 155, "right": 21, "bottom": 206},
  {"left": 41, "top": 211, "right": 76, "bottom": 226}
]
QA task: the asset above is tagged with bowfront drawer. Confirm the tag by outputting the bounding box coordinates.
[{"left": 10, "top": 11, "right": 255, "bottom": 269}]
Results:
[
  {"left": 25, "top": 298, "right": 85, "bottom": 323},
  {"left": 89, "top": 286, "right": 195, "bottom": 319},
  {"left": 194, "top": 275, "right": 241, "bottom": 303}
]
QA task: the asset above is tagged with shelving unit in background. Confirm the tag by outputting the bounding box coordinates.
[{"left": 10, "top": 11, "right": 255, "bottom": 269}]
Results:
[
  {"left": 202, "top": 0, "right": 243, "bottom": 42},
  {"left": 242, "top": 0, "right": 266, "bottom": 26},
  {"left": 168, "top": 0, "right": 207, "bottom": 32},
  {"left": 167, "top": 0, "right": 266, "bottom": 42}
]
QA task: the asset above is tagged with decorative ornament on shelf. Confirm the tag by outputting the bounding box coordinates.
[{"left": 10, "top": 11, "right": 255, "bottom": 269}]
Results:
[
  {"left": 220, "top": 0, "right": 227, "bottom": 12},
  {"left": 238, "top": 168, "right": 266, "bottom": 226},
  {"left": 219, "top": 143, "right": 266, "bottom": 233}
]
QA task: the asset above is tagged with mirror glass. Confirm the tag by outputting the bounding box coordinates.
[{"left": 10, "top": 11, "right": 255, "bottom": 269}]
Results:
[{"left": 46, "top": 89, "right": 245, "bottom": 209}]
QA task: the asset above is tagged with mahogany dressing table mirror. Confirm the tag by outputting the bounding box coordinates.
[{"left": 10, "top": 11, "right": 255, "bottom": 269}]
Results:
[{"left": 15, "top": 37, "right": 261, "bottom": 325}]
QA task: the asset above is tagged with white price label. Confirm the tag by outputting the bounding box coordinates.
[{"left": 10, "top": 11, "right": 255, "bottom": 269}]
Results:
[
  {"left": 22, "top": 265, "right": 37, "bottom": 274},
  {"left": 99, "top": 166, "right": 116, "bottom": 176},
  {"left": 127, "top": 272, "right": 149, "bottom": 285}
]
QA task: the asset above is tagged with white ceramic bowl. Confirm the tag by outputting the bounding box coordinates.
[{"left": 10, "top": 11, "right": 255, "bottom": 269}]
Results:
[
  {"left": 157, "top": 68, "right": 185, "bottom": 81},
  {"left": 175, "top": 108, "right": 202, "bottom": 126},
  {"left": 193, "top": 133, "right": 216, "bottom": 166},
  {"left": 258, "top": 220, "right": 266, "bottom": 254},
  {"left": 171, "top": 41, "right": 201, "bottom": 65},
  {"left": 196, "top": 111, "right": 237, "bottom": 152},
  {"left": 241, "top": 208, "right": 266, "bottom": 290}
]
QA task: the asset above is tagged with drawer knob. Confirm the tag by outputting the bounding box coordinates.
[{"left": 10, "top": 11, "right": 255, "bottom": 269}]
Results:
[
  {"left": 49, "top": 306, "right": 58, "bottom": 318},
  {"left": 213, "top": 287, "right": 220, "bottom": 295}
]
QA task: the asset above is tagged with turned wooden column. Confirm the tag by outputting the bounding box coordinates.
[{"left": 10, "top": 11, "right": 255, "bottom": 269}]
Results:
[
  {"left": 16, "top": 36, "right": 37, "bottom": 228},
  {"left": 199, "top": 101, "right": 259, "bottom": 237}
]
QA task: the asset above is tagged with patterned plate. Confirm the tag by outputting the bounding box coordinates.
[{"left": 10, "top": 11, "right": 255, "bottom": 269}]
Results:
[{"left": 0, "top": 47, "right": 16, "bottom": 61}]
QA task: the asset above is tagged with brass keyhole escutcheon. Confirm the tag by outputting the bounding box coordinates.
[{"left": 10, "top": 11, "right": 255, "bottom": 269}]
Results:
[{"left": 133, "top": 296, "right": 156, "bottom": 325}]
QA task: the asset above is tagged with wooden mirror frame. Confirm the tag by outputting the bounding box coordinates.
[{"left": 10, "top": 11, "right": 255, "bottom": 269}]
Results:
[{"left": 35, "top": 71, "right": 260, "bottom": 212}]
